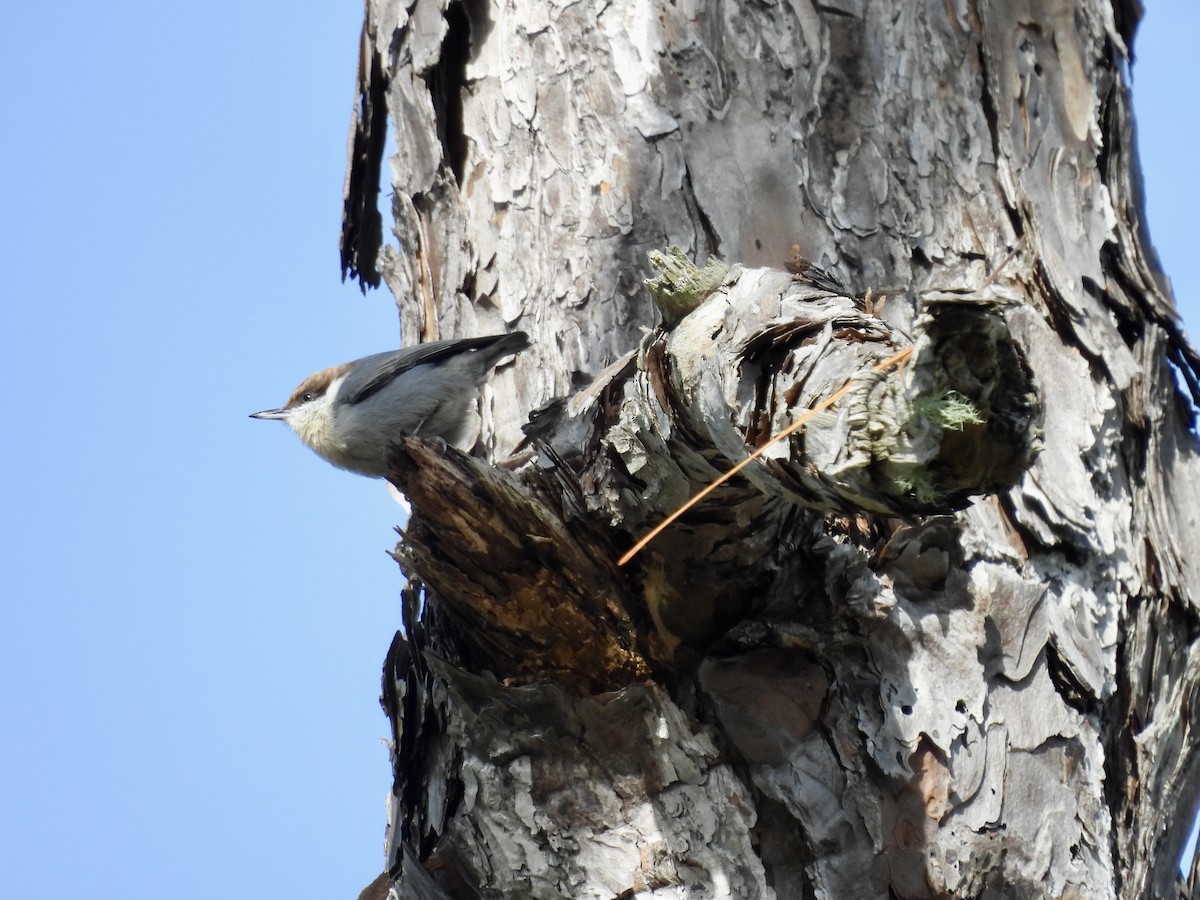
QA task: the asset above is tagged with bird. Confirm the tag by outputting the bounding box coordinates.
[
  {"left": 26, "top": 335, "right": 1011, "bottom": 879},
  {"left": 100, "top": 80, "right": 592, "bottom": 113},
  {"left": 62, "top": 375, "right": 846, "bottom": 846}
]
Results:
[{"left": 250, "top": 331, "right": 529, "bottom": 477}]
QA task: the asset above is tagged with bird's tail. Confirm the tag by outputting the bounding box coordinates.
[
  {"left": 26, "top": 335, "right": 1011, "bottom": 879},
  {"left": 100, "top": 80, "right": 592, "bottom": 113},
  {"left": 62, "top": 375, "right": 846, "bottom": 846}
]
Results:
[{"left": 477, "top": 330, "right": 530, "bottom": 367}]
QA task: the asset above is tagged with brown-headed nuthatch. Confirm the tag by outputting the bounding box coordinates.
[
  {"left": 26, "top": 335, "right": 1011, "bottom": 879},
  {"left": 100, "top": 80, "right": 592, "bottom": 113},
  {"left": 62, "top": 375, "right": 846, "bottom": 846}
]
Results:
[{"left": 250, "top": 331, "right": 529, "bottom": 477}]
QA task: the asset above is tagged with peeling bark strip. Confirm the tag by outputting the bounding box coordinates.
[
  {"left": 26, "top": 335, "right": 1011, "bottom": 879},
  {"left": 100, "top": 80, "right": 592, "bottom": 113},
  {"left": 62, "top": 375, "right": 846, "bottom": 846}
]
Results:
[{"left": 341, "top": 8, "right": 389, "bottom": 290}]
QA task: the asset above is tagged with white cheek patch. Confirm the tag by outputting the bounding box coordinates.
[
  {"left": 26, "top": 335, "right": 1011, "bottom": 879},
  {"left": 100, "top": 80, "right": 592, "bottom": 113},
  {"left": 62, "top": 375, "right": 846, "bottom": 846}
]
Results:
[{"left": 288, "top": 375, "right": 346, "bottom": 452}]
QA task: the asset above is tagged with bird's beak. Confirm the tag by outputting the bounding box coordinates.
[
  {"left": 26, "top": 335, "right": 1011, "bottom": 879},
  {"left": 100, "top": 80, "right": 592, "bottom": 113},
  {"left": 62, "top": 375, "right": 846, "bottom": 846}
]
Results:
[{"left": 249, "top": 408, "right": 290, "bottom": 420}]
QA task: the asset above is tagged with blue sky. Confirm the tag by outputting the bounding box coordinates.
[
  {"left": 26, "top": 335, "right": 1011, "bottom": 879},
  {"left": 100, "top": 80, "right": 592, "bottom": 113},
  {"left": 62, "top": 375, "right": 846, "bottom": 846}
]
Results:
[{"left": 0, "top": 3, "right": 1196, "bottom": 898}]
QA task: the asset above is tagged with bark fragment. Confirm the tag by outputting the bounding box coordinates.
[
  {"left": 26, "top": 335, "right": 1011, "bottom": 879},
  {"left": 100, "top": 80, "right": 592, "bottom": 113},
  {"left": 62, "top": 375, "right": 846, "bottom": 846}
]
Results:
[{"left": 388, "top": 439, "right": 654, "bottom": 690}]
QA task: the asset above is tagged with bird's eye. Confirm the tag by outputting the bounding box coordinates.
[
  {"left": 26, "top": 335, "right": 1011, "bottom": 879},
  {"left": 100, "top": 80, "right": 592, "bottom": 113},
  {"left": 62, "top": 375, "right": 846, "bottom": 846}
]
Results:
[{"left": 302, "top": 392, "right": 316, "bottom": 403}]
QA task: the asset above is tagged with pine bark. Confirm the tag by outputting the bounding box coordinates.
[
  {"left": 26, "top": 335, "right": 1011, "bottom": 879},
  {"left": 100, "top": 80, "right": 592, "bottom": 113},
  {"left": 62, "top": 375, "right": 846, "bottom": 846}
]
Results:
[{"left": 341, "top": 0, "right": 1200, "bottom": 897}]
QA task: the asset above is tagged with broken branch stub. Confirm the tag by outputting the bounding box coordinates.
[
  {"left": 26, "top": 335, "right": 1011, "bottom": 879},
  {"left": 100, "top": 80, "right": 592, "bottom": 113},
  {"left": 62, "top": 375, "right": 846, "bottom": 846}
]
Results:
[
  {"left": 614, "top": 265, "right": 1040, "bottom": 523},
  {"left": 644, "top": 245, "right": 731, "bottom": 328},
  {"left": 387, "top": 438, "right": 655, "bottom": 689}
]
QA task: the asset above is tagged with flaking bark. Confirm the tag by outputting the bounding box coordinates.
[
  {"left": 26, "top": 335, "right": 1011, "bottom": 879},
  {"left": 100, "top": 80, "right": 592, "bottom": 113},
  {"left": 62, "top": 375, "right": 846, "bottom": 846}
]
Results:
[{"left": 603, "top": 265, "right": 1039, "bottom": 523}]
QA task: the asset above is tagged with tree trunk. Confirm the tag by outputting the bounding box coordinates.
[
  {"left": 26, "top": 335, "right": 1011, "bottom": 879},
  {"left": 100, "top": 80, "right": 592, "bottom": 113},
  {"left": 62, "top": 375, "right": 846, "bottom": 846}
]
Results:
[{"left": 341, "top": 0, "right": 1200, "bottom": 897}]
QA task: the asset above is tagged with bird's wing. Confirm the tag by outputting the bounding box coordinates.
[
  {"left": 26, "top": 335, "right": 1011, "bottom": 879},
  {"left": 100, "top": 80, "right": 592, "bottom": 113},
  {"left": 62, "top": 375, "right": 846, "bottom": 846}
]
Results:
[{"left": 339, "top": 335, "right": 515, "bottom": 406}]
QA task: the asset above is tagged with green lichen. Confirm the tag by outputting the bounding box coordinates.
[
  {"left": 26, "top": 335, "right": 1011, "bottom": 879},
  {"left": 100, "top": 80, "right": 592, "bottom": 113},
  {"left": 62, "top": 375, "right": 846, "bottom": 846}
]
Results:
[
  {"left": 890, "top": 470, "right": 945, "bottom": 506},
  {"left": 882, "top": 392, "right": 986, "bottom": 508},
  {"left": 913, "top": 390, "right": 985, "bottom": 431},
  {"left": 645, "top": 246, "right": 729, "bottom": 327}
]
